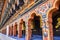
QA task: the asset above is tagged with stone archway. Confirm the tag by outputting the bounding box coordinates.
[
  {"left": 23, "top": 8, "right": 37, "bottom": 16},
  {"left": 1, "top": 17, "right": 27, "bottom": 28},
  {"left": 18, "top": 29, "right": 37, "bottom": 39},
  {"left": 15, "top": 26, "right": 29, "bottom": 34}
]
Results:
[
  {"left": 48, "top": 0, "right": 60, "bottom": 40},
  {"left": 31, "top": 13, "right": 42, "bottom": 35},
  {"left": 27, "top": 12, "right": 42, "bottom": 40},
  {"left": 18, "top": 19, "right": 23, "bottom": 38},
  {"left": 13, "top": 22, "right": 17, "bottom": 36},
  {"left": 18, "top": 19, "right": 26, "bottom": 38},
  {"left": 9, "top": 25, "right": 13, "bottom": 36}
]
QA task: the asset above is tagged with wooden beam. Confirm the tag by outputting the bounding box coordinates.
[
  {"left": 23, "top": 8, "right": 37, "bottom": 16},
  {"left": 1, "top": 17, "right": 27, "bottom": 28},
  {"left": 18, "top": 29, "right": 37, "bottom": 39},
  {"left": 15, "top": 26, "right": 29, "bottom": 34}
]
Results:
[{"left": 1, "top": 0, "right": 7, "bottom": 22}]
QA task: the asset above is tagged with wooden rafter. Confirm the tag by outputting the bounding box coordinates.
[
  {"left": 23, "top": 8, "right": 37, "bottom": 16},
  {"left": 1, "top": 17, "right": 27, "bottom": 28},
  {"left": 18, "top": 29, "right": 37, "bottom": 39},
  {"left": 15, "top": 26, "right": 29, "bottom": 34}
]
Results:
[{"left": 1, "top": 0, "right": 7, "bottom": 22}]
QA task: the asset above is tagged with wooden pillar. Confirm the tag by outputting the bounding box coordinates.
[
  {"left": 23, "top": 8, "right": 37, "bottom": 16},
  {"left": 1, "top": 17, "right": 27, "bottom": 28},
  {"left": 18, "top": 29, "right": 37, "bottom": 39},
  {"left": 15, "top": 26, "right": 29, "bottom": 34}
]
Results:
[
  {"left": 26, "top": 13, "right": 35, "bottom": 40},
  {"left": 48, "top": 8, "right": 57, "bottom": 40},
  {"left": 2, "top": 28, "right": 6, "bottom": 35},
  {"left": 48, "top": 13, "right": 53, "bottom": 40},
  {"left": 8, "top": 27, "right": 10, "bottom": 36},
  {"left": 10, "top": 25, "right": 13, "bottom": 36},
  {"left": 7, "top": 26, "right": 11, "bottom": 36},
  {"left": 26, "top": 18, "right": 32, "bottom": 40},
  {"left": 13, "top": 22, "right": 17, "bottom": 36},
  {"left": 6, "top": 25, "right": 9, "bottom": 36},
  {"left": 18, "top": 19, "right": 23, "bottom": 38}
]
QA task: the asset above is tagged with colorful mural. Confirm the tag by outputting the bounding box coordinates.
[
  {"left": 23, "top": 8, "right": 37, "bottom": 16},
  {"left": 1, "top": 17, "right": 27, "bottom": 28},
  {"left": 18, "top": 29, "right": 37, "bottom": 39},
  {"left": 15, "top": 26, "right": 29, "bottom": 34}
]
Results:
[{"left": 1, "top": 0, "right": 60, "bottom": 40}]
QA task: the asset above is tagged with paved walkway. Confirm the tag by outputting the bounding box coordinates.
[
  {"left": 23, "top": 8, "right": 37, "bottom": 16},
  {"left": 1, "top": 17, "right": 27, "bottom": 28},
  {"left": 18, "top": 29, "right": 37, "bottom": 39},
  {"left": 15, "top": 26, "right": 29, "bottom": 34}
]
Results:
[
  {"left": 0, "top": 33, "right": 16, "bottom": 40},
  {"left": 0, "top": 33, "right": 60, "bottom": 40}
]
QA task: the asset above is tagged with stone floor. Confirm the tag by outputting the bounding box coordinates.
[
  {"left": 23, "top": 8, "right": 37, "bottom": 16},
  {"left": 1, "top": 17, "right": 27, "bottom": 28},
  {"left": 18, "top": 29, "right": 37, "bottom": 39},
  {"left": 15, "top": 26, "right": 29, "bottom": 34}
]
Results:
[{"left": 0, "top": 33, "right": 60, "bottom": 40}]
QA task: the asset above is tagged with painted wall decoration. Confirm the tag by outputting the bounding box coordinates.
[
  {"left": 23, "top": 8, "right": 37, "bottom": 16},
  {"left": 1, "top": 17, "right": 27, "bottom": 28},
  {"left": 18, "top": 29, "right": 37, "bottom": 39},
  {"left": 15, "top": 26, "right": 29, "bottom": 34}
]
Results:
[
  {"left": 16, "top": 1, "right": 54, "bottom": 40},
  {"left": 3, "top": 0, "right": 55, "bottom": 40},
  {"left": 34, "top": 1, "right": 53, "bottom": 40}
]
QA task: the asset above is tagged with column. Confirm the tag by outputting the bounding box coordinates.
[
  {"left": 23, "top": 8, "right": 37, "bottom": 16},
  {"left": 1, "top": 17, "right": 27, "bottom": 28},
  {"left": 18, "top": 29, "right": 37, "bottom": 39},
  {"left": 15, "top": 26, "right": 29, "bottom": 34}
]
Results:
[
  {"left": 42, "top": 18, "right": 49, "bottom": 40},
  {"left": 2, "top": 29, "right": 6, "bottom": 35},
  {"left": 13, "top": 22, "right": 17, "bottom": 36},
  {"left": 10, "top": 25, "right": 13, "bottom": 36},
  {"left": 26, "top": 18, "right": 32, "bottom": 40},
  {"left": 6, "top": 25, "right": 9, "bottom": 36},
  {"left": 18, "top": 19, "right": 23, "bottom": 38}
]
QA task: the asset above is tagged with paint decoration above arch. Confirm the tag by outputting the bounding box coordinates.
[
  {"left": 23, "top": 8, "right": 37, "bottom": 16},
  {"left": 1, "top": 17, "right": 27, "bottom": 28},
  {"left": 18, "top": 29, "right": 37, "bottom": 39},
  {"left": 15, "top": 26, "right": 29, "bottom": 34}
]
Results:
[
  {"left": 7, "top": 0, "right": 55, "bottom": 28},
  {"left": 35, "top": 0, "right": 54, "bottom": 15}
]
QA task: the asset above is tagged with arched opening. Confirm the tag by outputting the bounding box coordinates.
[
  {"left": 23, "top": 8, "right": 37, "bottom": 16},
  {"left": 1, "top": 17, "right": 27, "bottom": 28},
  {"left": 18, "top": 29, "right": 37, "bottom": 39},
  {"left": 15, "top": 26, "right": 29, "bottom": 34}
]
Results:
[
  {"left": 30, "top": 13, "right": 42, "bottom": 40},
  {"left": 18, "top": 19, "right": 26, "bottom": 39},
  {"left": 22, "top": 19, "right": 26, "bottom": 37},
  {"left": 32, "top": 13, "right": 42, "bottom": 35},
  {"left": 13, "top": 22, "right": 18, "bottom": 36},
  {"left": 9, "top": 25, "right": 13, "bottom": 36},
  {"left": 48, "top": 0, "right": 60, "bottom": 40},
  {"left": 52, "top": 6, "right": 60, "bottom": 36}
]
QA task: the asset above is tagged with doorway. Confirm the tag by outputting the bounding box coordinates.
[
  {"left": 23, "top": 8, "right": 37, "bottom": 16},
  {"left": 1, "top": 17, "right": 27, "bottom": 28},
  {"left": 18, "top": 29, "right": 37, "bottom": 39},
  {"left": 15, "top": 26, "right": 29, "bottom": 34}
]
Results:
[
  {"left": 52, "top": 6, "right": 60, "bottom": 36},
  {"left": 31, "top": 13, "right": 42, "bottom": 40},
  {"left": 22, "top": 20, "right": 26, "bottom": 37}
]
